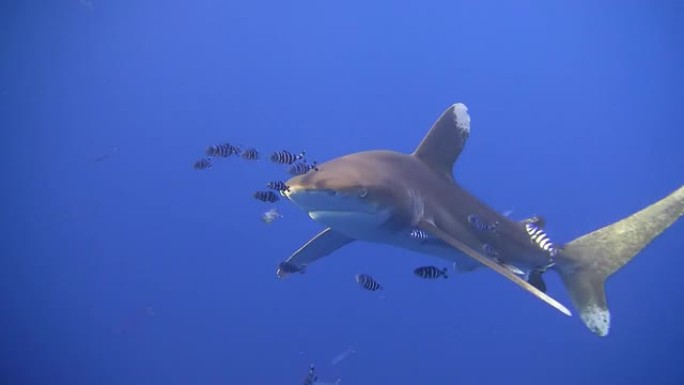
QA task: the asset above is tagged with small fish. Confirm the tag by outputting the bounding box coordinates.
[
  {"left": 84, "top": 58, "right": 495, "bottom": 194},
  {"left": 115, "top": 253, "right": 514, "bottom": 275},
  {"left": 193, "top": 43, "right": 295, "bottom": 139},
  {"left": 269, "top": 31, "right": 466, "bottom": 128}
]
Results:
[
  {"left": 355, "top": 273, "right": 382, "bottom": 291},
  {"left": 330, "top": 346, "right": 355, "bottom": 366},
  {"left": 414, "top": 266, "right": 448, "bottom": 279},
  {"left": 482, "top": 244, "right": 525, "bottom": 275},
  {"left": 266, "top": 181, "right": 290, "bottom": 192},
  {"left": 94, "top": 146, "right": 118, "bottom": 162},
  {"left": 278, "top": 261, "right": 305, "bottom": 274},
  {"left": 116, "top": 304, "right": 155, "bottom": 335},
  {"left": 481, "top": 243, "right": 499, "bottom": 258},
  {"left": 288, "top": 161, "right": 318, "bottom": 176},
  {"left": 241, "top": 148, "right": 259, "bottom": 160},
  {"left": 303, "top": 365, "right": 339, "bottom": 385},
  {"left": 467, "top": 214, "right": 498, "bottom": 232},
  {"left": 206, "top": 143, "right": 241, "bottom": 157},
  {"left": 262, "top": 208, "right": 283, "bottom": 224},
  {"left": 520, "top": 215, "right": 546, "bottom": 228},
  {"left": 315, "top": 380, "right": 342, "bottom": 385},
  {"left": 525, "top": 222, "right": 560, "bottom": 258},
  {"left": 271, "top": 150, "right": 305, "bottom": 165},
  {"left": 302, "top": 364, "right": 317, "bottom": 385},
  {"left": 193, "top": 158, "right": 212, "bottom": 170},
  {"left": 499, "top": 261, "right": 525, "bottom": 276},
  {"left": 409, "top": 229, "right": 429, "bottom": 242},
  {"left": 254, "top": 190, "right": 279, "bottom": 202}
]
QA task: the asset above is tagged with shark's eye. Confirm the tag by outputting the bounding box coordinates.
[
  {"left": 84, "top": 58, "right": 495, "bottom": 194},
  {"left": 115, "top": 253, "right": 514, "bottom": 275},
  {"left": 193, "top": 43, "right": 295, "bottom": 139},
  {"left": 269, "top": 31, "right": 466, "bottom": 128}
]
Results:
[{"left": 359, "top": 188, "right": 368, "bottom": 198}]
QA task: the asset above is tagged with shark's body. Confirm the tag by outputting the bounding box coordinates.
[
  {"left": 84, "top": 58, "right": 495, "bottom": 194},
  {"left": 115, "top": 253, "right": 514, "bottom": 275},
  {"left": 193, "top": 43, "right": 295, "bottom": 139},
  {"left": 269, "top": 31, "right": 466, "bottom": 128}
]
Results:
[{"left": 277, "top": 103, "right": 684, "bottom": 336}]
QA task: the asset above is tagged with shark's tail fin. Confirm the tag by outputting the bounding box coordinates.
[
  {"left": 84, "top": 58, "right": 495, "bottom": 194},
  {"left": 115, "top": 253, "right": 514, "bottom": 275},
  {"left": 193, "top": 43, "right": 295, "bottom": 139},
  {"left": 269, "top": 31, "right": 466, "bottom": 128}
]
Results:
[{"left": 557, "top": 185, "right": 684, "bottom": 336}]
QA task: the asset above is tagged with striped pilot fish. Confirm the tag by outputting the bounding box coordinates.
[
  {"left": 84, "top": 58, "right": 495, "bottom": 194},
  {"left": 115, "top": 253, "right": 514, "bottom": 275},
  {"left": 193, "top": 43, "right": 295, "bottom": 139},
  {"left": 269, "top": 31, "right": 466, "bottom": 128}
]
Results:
[
  {"left": 301, "top": 364, "right": 342, "bottom": 385},
  {"left": 355, "top": 273, "right": 382, "bottom": 291},
  {"left": 271, "top": 150, "right": 305, "bottom": 165},
  {"left": 409, "top": 228, "right": 429, "bottom": 243},
  {"left": 467, "top": 214, "right": 499, "bottom": 232},
  {"left": 266, "top": 181, "right": 290, "bottom": 192},
  {"left": 302, "top": 364, "right": 317, "bottom": 385},
  {"left": 241, "top": 148, "right": 259, "bottom": 160},
  {"left": 253, "top": 190, "right": 279, "bottom": 203},
  {"left": 193, "top": 158, "right": 212, "bottom": 170},
  {"left": 414, "top": 266, "right": 448, "bottom": 279},
  {"left": 206, "top": 142, "right": 241, "bottom": 157},
  {"left": 524, "top": 222, "right": 560, "bottom": 258},
  {"left": 481, "top": 243, "right": 525, "bottom": 275},
  {"left": 288, "top": 161, "right": 318, "bottom": 176},
  {"left": 481, "top": 243, "right": 499, "bottom": 258}
]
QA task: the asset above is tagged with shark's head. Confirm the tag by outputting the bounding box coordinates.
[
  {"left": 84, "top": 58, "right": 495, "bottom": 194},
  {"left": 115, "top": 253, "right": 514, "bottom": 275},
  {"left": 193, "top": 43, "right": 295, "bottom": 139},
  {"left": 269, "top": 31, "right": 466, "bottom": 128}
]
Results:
[{"left": 283, "top": 151, "right": 419, "bottom": 240}]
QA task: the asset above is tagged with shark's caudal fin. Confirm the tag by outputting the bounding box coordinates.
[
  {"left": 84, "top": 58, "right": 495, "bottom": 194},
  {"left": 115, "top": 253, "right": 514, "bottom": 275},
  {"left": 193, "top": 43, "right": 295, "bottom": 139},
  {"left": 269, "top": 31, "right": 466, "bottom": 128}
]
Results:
[
  {"left": 412, "top": 103, "right": 471, "bottom": 181},
  {"left": 558, "top": 185, "right": 684, "bottom": 336}
]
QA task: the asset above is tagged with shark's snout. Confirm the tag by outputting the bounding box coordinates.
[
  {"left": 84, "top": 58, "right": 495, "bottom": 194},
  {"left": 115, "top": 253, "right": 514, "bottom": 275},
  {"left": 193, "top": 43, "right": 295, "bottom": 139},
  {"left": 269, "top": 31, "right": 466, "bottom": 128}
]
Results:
[
  {"left": 283, "top": 184, "right": 393, "bottom": 240},
  {"left": 284, "top": 186, "right": 364, "bottom": 212}
]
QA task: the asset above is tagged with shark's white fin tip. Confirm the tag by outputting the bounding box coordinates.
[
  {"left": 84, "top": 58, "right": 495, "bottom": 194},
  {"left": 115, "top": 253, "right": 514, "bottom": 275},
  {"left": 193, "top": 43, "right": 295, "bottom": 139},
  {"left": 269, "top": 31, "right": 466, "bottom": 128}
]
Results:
[
  {"left": 451, "top": 103, "right": 471, "bottom": 134},
  {"left": 581, "top": 305, "right": 610, "bottom": 336}
]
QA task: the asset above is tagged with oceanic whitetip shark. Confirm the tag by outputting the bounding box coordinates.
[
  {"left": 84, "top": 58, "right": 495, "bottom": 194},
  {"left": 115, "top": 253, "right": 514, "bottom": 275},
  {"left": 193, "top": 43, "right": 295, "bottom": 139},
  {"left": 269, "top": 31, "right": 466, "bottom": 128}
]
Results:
[{"left": 276, "top": 103, "right": 684, "bottom": 336}]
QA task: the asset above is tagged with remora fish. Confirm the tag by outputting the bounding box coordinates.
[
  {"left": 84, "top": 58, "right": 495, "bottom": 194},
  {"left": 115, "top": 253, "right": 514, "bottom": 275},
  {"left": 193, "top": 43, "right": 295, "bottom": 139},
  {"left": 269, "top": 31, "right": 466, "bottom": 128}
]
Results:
[{"left": 275, "top": 102, "right": 684, "bottom": 337}]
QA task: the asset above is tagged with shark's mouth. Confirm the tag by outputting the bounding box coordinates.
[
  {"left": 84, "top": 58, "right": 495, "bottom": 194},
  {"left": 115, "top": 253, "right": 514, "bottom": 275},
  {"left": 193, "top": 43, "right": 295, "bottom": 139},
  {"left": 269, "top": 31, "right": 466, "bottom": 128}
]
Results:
[
  {"left": 285, "top": 188, "right": 377, "bottom": 213},
  {"left": 306, "top": 209, "right": 392, "bottom": 239},
  {"left": 308, "top": 210, "right": 388, "bottom": 224},
  {"left": 285, "top": 186, "right": 397, "bottom": 239}
]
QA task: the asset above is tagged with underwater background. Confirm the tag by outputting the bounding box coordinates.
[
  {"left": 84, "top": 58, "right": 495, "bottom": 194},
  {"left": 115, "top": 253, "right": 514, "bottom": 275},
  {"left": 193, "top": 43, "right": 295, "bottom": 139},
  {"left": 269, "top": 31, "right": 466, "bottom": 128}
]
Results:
[{"left": 2, "top": 1, "right": 683, "bottom": 384}]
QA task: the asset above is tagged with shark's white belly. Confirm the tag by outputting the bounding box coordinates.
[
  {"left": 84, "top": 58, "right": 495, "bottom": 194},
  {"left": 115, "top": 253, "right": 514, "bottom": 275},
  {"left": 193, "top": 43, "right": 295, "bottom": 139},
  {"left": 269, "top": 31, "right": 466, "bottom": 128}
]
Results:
[
  {"left": 307, "top": 208, "right": 479, "bottom": 271},
  {"left": 308, "top": 210, "right": 392, "bottom": 241}
]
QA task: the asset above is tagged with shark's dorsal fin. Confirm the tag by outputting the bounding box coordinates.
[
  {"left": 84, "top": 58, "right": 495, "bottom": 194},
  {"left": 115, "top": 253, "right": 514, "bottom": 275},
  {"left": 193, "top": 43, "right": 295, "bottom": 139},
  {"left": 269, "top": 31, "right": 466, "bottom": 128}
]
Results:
[
  {"left": 418, "top": 219, "right": 572, "bottom": 316},
  {"left": 412, "top": 103, "right": 471, "bottom": 181}
]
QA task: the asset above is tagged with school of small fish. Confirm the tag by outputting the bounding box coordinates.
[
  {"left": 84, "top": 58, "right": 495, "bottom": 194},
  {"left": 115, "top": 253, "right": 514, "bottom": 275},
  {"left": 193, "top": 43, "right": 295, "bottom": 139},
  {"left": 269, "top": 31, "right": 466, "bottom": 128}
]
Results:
[{"left": 192, "top": 141, "right": 320, "bottom": 225}]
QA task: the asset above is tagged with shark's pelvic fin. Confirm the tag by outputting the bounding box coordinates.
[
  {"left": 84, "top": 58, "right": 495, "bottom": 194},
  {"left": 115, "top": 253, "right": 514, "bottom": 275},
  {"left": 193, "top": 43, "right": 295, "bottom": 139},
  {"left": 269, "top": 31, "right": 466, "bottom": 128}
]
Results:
[
  {"left": 558, "top": 185, "right": 684, "bottom": 336},
  {"left": 417, "top": 219, "right": 572, "bottom": 316},
  {"left": 277, "top": 228, "right": 355, "bottom": 278},
  {"left": 412, "top": 103, "right": 471, "bottom": 181}
]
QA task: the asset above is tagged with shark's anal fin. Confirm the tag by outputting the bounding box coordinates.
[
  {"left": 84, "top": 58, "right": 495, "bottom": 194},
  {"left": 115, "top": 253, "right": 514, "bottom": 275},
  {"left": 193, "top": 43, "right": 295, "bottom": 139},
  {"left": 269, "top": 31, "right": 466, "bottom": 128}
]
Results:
[
  {"left": 277, "top": 228, "right": 355, "bottom": 278},
  {"left": 418, "top": 219, "right": 572, "bottom": 316},
  {"left": 412, "top": 103, "right": 471, "bottom": 181}
]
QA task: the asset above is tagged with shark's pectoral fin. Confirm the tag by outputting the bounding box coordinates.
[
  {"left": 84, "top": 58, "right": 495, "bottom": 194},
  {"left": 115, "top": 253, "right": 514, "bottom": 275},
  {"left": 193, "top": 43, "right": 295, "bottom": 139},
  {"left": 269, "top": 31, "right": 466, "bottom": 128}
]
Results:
[
  {"left": 277, "top": 228, "right": 355, "bottom": 278},
  {"left": 417, "top": 219, "right": 572, "bottom": 316},
  {"left": 412, "top": 103, "right": 471, "bottom": 182}
]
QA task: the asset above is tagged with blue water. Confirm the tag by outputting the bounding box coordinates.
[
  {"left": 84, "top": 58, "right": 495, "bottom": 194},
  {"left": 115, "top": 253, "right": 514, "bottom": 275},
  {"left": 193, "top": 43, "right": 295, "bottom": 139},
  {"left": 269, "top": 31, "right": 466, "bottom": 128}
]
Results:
[{"left": 2, "top": 1, "right": 683, "bottom": 384}]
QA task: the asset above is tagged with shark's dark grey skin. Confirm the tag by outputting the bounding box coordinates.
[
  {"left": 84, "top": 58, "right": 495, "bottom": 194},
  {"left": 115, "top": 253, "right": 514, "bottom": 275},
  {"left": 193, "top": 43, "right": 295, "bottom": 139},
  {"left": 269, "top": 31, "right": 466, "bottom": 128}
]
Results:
[{"left": 276, "top": 103, "right": 684, "bottom": 336}]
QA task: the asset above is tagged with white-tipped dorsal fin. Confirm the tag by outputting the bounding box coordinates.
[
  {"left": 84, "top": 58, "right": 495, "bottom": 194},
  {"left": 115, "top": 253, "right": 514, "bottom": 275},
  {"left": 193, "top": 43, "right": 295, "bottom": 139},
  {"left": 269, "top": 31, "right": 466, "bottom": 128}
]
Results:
[{"left": 412, "top": 103, "right": 471, "bottom": 181}]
